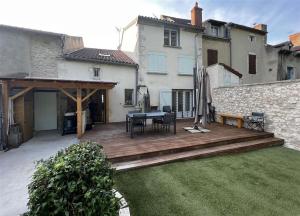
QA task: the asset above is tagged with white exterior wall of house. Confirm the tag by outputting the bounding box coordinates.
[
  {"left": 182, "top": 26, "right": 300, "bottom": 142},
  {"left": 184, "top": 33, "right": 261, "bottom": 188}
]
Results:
[
  {"left": 57, "top": 61, "right": 136, "bottom": 122},
  {"left": 207, "top": 64, "right": 240, "bottom": 89},
  {"left": 121, "top": 22, "right": 202, "bottom": 112}
]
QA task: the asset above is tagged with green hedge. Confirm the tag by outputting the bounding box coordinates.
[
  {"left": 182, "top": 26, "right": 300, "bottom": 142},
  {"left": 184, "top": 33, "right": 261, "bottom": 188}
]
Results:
[{"left": 26, "top": 142, "right": 120, "bottom": 216}]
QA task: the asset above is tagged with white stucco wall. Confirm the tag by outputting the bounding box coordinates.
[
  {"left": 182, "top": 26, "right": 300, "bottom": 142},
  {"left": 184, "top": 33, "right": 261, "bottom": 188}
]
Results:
[
  {"left": 57, "top": 61, "right": 136, "bottom": 122},
  {"left": 122, "top": 22, "right": 202, "bottom": 107},
  {"left": 207, "top": 64, "right": 240, "bottom": 89}
]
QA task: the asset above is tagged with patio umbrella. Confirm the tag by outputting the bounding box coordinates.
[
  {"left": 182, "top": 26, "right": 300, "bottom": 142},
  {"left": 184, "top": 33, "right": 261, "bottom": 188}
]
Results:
[{"left": 194, "top": 66, "right": 212, "bottom": 129}]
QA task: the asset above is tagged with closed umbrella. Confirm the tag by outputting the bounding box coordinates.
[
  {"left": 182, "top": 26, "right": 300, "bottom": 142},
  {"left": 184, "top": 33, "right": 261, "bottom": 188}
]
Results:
[{"left": 194, "top": 67, "right": 212, "bottom": 129}]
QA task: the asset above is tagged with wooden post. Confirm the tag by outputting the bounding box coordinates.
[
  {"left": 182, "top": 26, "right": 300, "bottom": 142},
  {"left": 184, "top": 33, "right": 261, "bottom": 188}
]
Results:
[
  {"left": 76, "top": 88, "right": 82, "bottom": 138},
  {"left": 105, "top": 89, "right": 109, "bottom": 123},
  {"left": 2, "top": 81, "right": 9, "bottom": 147}
]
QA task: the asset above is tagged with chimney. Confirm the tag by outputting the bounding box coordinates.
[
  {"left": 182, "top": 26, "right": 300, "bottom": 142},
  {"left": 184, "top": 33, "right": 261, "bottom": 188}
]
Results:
[
  {"left": 254, "top": 24, "right": 267, "bottom": 32},
  {"left": 191, "top": 2, "right": 202, "bottom": 27},
  {"left": 289, "top": 32, "right": 300, "bottom": 46}
]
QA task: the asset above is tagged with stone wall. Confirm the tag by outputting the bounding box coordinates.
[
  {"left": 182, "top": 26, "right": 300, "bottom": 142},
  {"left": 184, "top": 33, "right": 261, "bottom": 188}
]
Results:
[
  {"left": 30, "top": 34, "right": 62, "bottom": 78},
  {"left": 212, "top": 79, "right": 300, "bottom": 150}
]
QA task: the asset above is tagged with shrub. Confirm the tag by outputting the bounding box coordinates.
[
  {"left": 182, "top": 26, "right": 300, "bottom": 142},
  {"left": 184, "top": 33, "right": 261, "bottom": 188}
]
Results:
[{"left": 26, "top": 141, "right": 120, "bottom": 216}]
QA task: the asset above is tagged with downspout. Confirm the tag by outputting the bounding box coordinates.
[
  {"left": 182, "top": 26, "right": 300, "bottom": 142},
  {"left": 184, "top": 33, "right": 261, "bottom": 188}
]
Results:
[
  {"left": 227, "top": 25, "right": 232, "bottom": 67},
  {"left": 135, "top": 65, "right": 139, "bottom": 106},
  {"left": 193, "top": 33, "right": 199, "bottom": 116}
]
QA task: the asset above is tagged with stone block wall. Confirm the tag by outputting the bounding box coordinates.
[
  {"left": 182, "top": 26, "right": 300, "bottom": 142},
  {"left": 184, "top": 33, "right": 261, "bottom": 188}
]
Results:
[
  {"left": 30, "top": 34, "right": 62, "bottom": 78},
  {"left": 212, "top": 79, "right": 300, "bottom": 150}
]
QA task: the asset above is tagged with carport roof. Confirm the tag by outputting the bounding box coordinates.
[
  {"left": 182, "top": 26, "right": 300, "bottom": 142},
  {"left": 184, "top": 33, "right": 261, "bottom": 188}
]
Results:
[{"left": 0, "top": 77, "right": 117, "bottom": 89}]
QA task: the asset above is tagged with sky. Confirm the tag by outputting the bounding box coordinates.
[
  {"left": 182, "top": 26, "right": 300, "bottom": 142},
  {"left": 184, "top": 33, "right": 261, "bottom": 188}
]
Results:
[{"left": 0, "top": 0, "right": 299, "bottom": 49}]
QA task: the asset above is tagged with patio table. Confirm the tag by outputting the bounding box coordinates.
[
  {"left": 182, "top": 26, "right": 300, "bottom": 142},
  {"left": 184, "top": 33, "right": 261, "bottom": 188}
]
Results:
[{"left": 126, "top": 111, "right": 176, "bottom": 135}]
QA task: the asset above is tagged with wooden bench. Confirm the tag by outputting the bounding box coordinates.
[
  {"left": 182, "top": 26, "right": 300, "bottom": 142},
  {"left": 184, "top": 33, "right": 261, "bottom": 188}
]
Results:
[{"left": 219, "top": 113, "right": 244, "bottom": 128}]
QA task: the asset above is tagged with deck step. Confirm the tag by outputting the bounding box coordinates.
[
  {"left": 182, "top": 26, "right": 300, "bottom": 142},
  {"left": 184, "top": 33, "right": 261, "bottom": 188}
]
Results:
[
  {"left": 113, "top": 137, "right": 284, "bottom": 171},
  {"left": 109, "top": 132, "right": 274, "bottom": 163}
]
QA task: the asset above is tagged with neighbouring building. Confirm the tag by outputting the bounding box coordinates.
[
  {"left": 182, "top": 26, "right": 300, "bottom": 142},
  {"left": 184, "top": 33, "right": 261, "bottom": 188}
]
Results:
[
  {"left": 266, "top": 33, "right": 300, "bottom": 80},
  {"left": 120, "top": 3, "right": 204, "bottom": 118},
  {"left": 202, "top": 19, "right": 231, "bottom": 67}
]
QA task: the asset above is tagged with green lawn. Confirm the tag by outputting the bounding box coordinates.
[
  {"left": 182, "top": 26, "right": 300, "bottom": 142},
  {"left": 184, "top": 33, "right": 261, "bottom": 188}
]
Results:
[{"left": 116, "top": 147, "right": 300, "bottom": 216}]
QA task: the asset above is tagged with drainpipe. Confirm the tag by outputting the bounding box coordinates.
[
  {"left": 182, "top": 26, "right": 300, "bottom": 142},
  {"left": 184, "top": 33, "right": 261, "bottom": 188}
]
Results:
[
  {"left": 135, "top": 65, "right": 139, "bottom": 106},
  {"left": 193, "top": 33, "right": 200, "bottom": 116},
  {"left": 227, "top": 25, "right": 232, "bottom": 67}
]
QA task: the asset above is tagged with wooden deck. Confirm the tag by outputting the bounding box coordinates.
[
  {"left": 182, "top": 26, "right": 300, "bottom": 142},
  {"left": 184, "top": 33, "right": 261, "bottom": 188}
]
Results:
[{"left": 82, "top": 120, "right": 284, "bottom": 171}]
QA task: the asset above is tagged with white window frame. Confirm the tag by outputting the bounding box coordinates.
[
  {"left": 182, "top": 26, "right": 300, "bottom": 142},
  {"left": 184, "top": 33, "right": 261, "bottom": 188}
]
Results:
[
  {"left": 248, "top": 34, "right": 256, "bottom": 43},
  {"left": 164, "top": 28, "right": 179, "bottom": 47},
  {"left": 287, "top": 66, "right": 296, "bottom": 80},
  {"left": 124, "top": 89, "right": 134, "bottom": 106},
  {"left": 92, "top": 67, "right": 101, "bottom": 79},
  {"left": 211, "top": 25, "right": 219, "bottom": 37}
]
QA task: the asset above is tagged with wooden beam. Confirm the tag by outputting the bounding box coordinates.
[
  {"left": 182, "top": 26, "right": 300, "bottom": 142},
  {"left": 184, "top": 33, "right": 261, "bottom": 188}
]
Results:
[
  {"left": 2, "top": 81, "right": 9, "bottom": 147},
  {"left": 76, "top": 88, "right": 82, "bottom": 138},
  {"left": 82, "top": 89, "right": 98, "bottom": 103},
  {"left": 9, "top": 79, "right": 115, "bottom": 89},
  {"left": 59, "top": 88, "right": 77, "bottom": 102},
  {"left": 10, "top": 87, "right": 33, "bottom": 100}
]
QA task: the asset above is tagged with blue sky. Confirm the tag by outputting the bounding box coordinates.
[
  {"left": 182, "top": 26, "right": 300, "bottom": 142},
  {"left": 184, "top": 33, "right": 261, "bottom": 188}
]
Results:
[{"left": 0, "top": 0, "right": 299, "bottom": 48}]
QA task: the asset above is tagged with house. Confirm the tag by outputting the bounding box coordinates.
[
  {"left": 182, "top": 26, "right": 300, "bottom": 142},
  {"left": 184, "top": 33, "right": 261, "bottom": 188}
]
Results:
[
  {"left": 0, "top": 25, "right": 137, "bottom": 148},
  {"left": 120, "top": 2, "right": 204, "bottom": 118},
  {"left": 202, "top": 20, "right": 272, "bottom": 84},
  {"left": 266, "top": 33, "right": 300, "bottom": 80},
  {"left": 59, "top": 48, "right": 138, "bottom": 123}
]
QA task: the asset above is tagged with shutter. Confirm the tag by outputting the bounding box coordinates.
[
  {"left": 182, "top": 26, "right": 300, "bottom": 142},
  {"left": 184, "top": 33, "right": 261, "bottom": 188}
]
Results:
[
  {"left": 178, "top": 56, "right": 194, "bottom": 75},
  {"left": 159, "top": 89, "right": 172, "bottom": 111},
  {"left": 248, "top": 54, "right": 256, "bottom": 74},
  {"left": 207, "top": 49, "right": 218, "bottom": 66}
]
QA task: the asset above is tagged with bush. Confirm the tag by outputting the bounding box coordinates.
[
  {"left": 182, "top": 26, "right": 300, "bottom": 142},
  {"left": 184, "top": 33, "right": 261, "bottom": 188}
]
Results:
[{"left": 26, "top": 141, "right": 120, "bottom": 216}]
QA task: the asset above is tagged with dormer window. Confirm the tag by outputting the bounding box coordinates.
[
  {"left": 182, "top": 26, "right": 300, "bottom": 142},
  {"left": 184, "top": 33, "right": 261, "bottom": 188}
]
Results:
[
  {"left": 164, "top": 28, "right": 179, "bottom": 47},
  {"left": 211, "top": 26, "right": 219, "bottom": 37}
]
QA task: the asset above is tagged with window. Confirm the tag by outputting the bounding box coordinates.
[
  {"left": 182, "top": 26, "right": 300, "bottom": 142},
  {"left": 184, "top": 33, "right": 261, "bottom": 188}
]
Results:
[
  {"left": 287, "top": 66, "right": 296, "bottom": 80},
  {"left": 178, "top": 55, "right": 194, "bottom": 75},
  {"left": 178, "top": 91, "right": 183, "bottom": 112},
  {"left": 207, "top": 49, "right": 218, "bottom": 66},
  {"left": 185, "top": 92, "right": 190, "bottom": 111},
  {"left": 248, "top": 54, "right": 256, "bottom": 74},
  {"left": 124, "top": 89, "right": 134, "bottom": 105},
  {"left": 147, "top": 52, "right": 167, "bottom": 74},
  {"left": 248, "top": 35, "right": 256, "bottom": 43},
  {"left": 164, "top": 28, "right": 179, "bottom": 47},
  {"left": 211, "top": 26, "right": 219, "bottom": 37},
  {"left": 93, "top": 67, "right": 100, "bottom": 78}
]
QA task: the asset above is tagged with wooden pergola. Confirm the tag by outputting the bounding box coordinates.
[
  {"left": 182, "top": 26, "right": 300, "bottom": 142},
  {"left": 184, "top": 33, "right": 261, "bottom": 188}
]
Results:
[{"left": 0, "top": 78, "right": 117, "bottom": 143}]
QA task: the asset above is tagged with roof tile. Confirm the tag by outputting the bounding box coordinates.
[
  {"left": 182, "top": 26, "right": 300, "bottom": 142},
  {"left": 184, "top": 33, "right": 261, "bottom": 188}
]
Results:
[{"left": 64, "top": 48, "right": 137, "bottom": 66}]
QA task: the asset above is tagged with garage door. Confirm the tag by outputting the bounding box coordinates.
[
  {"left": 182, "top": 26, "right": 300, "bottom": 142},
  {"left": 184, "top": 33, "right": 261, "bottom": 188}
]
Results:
[{"left": 34, "top": 92, "right": 57, "bottom": 131}]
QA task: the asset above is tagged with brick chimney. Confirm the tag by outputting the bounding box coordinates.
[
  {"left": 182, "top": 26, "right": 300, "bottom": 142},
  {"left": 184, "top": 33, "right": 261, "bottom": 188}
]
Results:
[
  {"left": 191, "top": 2, "right": 202, "bottom": 27},
  {"left": 289, "top": 32, "right": 300, "bottom": 46},
  {"left": 254, "top": 24, "right": 267, "bottom": 32}
]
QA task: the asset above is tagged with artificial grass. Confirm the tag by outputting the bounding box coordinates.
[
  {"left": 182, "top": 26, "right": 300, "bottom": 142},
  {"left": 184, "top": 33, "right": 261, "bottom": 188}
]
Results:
[{"left": 115, "top": 147, "right": 300, "bottom": 216}]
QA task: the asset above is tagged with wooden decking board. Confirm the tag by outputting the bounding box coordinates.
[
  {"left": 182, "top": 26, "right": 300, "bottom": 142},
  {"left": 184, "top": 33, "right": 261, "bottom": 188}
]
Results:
[
  {"left": 106, "top": 133, "right": 273, "bottom": 162},
  {"left": 113, "top": 138, "right": 284, "bottom": 171},
  {"left": 81, "top": 121, "right": 283, "bottom": 168}
]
